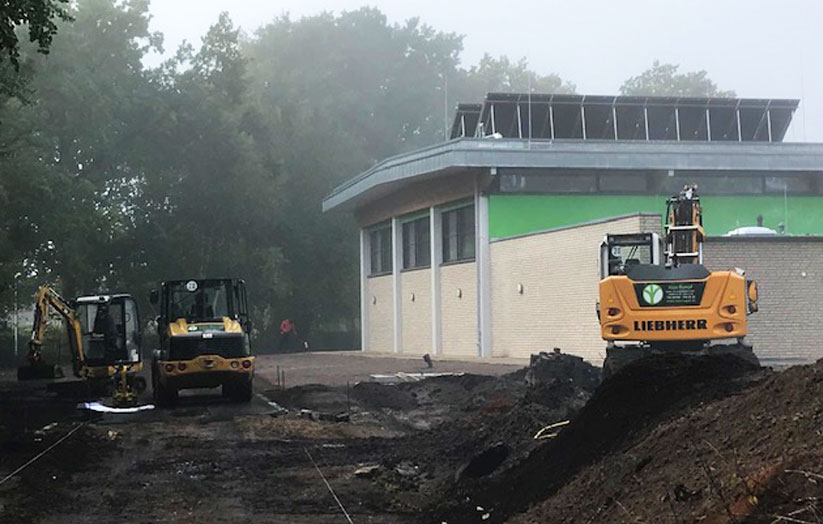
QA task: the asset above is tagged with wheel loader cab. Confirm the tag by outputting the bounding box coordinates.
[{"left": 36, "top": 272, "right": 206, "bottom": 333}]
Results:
[{"left": 151, "top": 278, "right": 254, "bottom": 405}]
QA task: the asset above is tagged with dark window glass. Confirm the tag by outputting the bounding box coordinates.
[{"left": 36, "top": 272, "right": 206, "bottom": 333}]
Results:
[
  {"left": 765, "top": 176, "right": 812, "bottom": 194},
  {"left": 369, "top": 226, "right": 392, "bottom": 275},
  {"left": 660, "top": 175, "right": 762, "bottom": 195},
  {"left": 599, "top": 173, "right": 647, "bottom": 192},
  {"left": 442, "top": 205, "right": 475, "bottom": 263},
  {"left": 402, "top": 216, "right": 430, "bottom": 269},
  {"left": 498, "top": 173, "right": 597, "bottom": 193}
]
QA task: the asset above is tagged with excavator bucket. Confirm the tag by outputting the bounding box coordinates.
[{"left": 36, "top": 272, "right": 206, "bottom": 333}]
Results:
[
  {"left": 17, "top": 350, "right": 64, "bottom": 380},
  {"left": 17, "top": 361, "right": 64, "bottom": 380}
]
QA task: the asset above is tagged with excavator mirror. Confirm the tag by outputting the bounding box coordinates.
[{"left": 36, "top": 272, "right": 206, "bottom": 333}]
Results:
[
  {"left": 149, "top": 289, "right": 159, "bottom": 305},
  {"left": 747, "top": 280, "right": 759, "bottom": 313}
]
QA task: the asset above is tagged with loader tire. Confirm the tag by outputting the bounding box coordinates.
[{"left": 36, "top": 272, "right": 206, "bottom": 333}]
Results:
[
  {"left": 152, "top": 369, "right": 177, "bottom": 407},
  {"left": 224, "top": 379, "right": 252, "bottom": 403}
]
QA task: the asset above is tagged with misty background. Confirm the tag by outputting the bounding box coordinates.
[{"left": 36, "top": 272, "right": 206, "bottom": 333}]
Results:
[
  {"left": 150, "top": 0, "right": 822, "bottom": 142},
  {"left": 1, "top": 0, "right": 820, "bottom": 354}
]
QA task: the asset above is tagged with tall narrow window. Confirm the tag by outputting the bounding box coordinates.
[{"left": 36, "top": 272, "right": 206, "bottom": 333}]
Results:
[
  {"left": 442, "top": 204, "right": 475, "bottom": 263},
  {"left": 369, "top": 226, "right": 392, "bottom": 275},
  {"left": 402, "top": 216, "right": 431, "bottom": 269}
]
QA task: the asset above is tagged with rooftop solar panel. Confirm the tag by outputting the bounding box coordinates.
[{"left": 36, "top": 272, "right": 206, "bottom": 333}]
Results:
[{"left": 457, "top": 93, "right": 799, "bottom": 142}]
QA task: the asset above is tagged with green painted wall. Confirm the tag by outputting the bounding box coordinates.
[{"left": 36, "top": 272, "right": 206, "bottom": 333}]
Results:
[{"left": 488, "top": 194, "right": 823, "bottom": 238}]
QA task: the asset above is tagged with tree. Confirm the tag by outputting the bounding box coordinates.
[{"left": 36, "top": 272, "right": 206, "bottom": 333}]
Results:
[
  {"left": 0, "top": 3, "right": 577, "bottom": 350},
  {"left": 0, "top": 0, "right": 160, "bottom": 312},
  {"left": 1, "top": 0, "right": 72, "bottom": 67},
  {"left": 459, "top": 55, "right": 576, "bottom": 101},
  {"left": 620, "top": 60, "right": 735, "bottom": 98}
]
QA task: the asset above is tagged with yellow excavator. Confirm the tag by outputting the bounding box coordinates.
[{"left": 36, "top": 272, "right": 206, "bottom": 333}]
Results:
[
  {"left": 19, "top": 285, "right": 145, "bottom": 406},
  {"left": 598, "top": 186, "right": 759, "bottom": 377},
  {"left": 150, "top": 278, "right": 254, "bottom": 406}
]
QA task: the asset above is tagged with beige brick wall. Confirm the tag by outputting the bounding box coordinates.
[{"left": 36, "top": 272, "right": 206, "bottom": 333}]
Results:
[
  {"left": 640, "top": 214, "right": 663, "bottom": 235},
  {"left": 365, "top": 275, "right": 393, "bottom": 353},
  {"left": 441, "top": 262, "right": 478, "bottom": 356},
  {"left": 400, "top": 269, "right": 432, "bottom": 355},
  {"left": 705, "top": 238, "right": 823, "bottom": 363},
  {"left": 490, "top": 215, "right": 658, "bottom": 362}
]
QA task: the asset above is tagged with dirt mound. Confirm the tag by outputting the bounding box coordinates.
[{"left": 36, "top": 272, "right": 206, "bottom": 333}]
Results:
[
  {"left": 432, "top": 353, "right": 767, "bottom": 523},
  {"left": 350, "top": 353, "right": 604, "bottom": 514},
  {"left": 514, "top": 358, "right": 823, "bottom": 524}
]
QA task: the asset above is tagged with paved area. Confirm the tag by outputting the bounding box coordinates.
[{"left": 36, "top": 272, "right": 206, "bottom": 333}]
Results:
[{"left": 254, "top": 351, "right": 528, "bottom": 387}]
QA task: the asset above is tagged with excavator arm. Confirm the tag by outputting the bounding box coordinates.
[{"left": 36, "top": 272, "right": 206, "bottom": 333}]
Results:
[{"left": 19, "top": 285, "right": 81, "bottom": 380}]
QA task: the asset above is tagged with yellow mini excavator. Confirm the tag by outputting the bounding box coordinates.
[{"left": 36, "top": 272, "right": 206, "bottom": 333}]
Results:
[
  {"left": 19, "top": 285, "right": 145, "bottom": 405},
  {"left": 598, "top": 186, "right": 759, "bottom": 377}
]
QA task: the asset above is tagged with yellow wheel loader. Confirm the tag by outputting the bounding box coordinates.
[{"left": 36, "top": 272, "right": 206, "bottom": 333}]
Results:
[
  {"left": 19, "top": 285, "right": 145, "bottom": 405},
  {"left": 150, "top": 279, "right": 254, "bottom": 406},
  {"left": 598, "top": 186, "right": 759, "bottom": 377}
]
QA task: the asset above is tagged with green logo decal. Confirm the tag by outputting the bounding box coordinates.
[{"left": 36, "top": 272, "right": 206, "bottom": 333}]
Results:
[{"left": 642, "top": 284, "right": 664, "bottom": 305}]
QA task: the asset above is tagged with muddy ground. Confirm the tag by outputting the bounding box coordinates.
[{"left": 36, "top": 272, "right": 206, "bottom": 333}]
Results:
[
  {"left": 2, "top": 351, "right": 822, "bottom": 524},
  {"left": 0, "top": 352, "right": 529, "bottom": 523}
]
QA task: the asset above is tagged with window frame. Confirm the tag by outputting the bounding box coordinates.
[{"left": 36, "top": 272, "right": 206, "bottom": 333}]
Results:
[
  {"left": 368, "top": 224, "right": 393, "bottom": 277},
  {"left": 441, "top": 203, "right": 476, "bottom": 265},
  {"left": 402, "top": 215, "right": 431, "bottom": 270}
]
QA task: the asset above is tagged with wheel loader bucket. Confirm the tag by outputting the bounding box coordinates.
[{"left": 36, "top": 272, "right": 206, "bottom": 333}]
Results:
[{"left": 17, "top": 362, "right": 65, "bottom": 380}]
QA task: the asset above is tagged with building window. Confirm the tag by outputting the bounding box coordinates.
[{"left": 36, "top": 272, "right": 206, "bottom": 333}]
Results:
[
  {"left": 442, "top": 204, "right": 475, "bottom": 263},
  {"left": 402, "top": 216, "right": 430, "bottom": 269},
  {"left": 369, "top": 226, "right": 392, "bottom": 276}
]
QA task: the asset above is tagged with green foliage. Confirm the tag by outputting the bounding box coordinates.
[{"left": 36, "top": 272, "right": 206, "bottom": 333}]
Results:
[
  {"left": 1, "top": 0, "right": 72, "bottom": 68},
  {"left": 459, "top": 55, "right": 576, "bottom": 101},
  {"left": 621, "top": 60, "right": 735, "bottom": 98}
]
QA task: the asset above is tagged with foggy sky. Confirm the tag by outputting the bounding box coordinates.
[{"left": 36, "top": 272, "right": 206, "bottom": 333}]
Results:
[{"left": 146, "top": 0, "right": 822, "bottom": 142}]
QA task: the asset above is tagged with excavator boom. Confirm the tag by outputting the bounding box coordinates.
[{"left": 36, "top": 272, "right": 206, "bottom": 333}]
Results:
[{"left": 18, "top": 285, "right": 80, "bottom": 380}]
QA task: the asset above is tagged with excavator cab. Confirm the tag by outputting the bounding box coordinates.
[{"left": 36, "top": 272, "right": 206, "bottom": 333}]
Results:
[
  {"left": 75, "top": 294, "right": 142, "bottom": 370},
  {"left": 600, "top": 232, "right": 663, "bottom": 278}
]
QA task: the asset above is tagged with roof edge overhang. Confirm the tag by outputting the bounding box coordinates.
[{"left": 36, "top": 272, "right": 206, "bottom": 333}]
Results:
[{"left": 323, "top": 138, "right": 823, "bottom": 213}]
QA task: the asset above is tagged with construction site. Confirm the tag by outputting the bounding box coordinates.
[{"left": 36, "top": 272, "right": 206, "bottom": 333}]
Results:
[
  {"left": 3, "top": 34, "right": 823, "bottom": 519},
  {"left": 2, "top": 347, "right": 822, "bottom": 523},
  {"left": 1, "top": 165, "right": 822, "bottom": 523}
]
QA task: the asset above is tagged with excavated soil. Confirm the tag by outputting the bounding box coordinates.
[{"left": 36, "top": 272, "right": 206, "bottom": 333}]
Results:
[
  {"left": 4, "top": 352, "right": 823, "bottom": 524},
  {"left": 514, "top": 357, "right": 823, "bottom": 524}
]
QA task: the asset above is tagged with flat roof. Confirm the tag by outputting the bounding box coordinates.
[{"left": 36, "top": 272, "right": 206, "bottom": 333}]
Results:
[{"left": 323, "top": 138, "right": 823, "bottom": 212}]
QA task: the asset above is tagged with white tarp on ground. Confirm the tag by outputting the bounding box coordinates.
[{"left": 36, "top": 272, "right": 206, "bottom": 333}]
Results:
[
  {"left": 77, "top": 402, "right": 155, "bottom": 413},
  {"left": 369, "top": 372, "right": 464, "bottom": 383}
]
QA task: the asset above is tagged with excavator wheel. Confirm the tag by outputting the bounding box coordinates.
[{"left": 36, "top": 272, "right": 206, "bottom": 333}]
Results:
[
  {"left": 602, "top": 346, "right": 647, "bottom": 380},
  {"left": 603, "top": 342, "right": 761, "bottom": 381},
  {"left": 706, "top": 342, "right": 761, "bottom": 367}
]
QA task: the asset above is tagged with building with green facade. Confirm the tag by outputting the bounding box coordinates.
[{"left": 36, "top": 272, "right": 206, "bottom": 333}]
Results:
[{"left": 324, "top": 93, "right": 823, "bottom": 364}]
